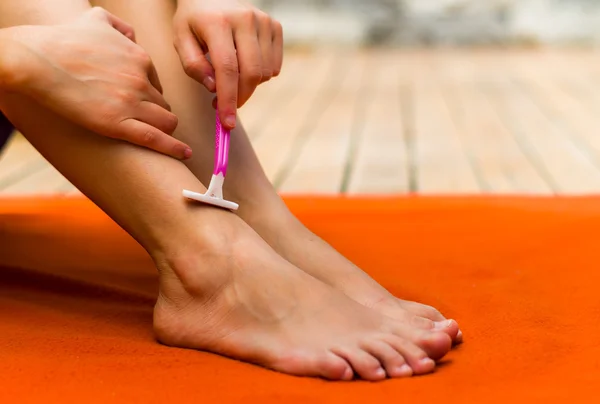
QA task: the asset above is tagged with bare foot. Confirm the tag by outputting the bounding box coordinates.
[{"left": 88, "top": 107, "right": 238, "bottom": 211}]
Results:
[
  {"left": 151, "top": 210, "right": 452, "bottom": 380},
  {"left": 244, "top": 212, "right": 463, "bottom": 345}
]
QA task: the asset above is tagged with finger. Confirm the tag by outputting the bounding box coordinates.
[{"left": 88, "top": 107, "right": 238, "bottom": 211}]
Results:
[
  {"left": 256, "top": 12, "right": 274, "bottom": 83},
  {"left": 89, "top": 7, "right": 137, "bottom": 42},
  {"left": 116, "top": 119, "right": 192, "bottom": 160},
  {"left": 198, "top": 22, "right": 239, "bottom": 129},
  {"left": 174, "top": 27, "right": 216, "bottom": 92},
  {"left": 271, "top": 20, "right": 284, "bottom": 77},
  {"left": 146, "top": 61, "right": 164, "bottom": 95},
  {"left": 143, "top": 80, "right": 171, "bottom": 111},
  {"left": 232, "top": 14, "right": 263, "bottom": 107},
  {"left": 104, "top": 11, "right": 136, "bottom": 42},
  {"left": 134, "top": 101, "right": 179, "bottom": 135}
]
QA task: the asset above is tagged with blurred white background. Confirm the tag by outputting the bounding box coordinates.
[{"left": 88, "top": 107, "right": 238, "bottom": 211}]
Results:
[{"left": 255, "top": 0, "right": 600, "bottom": 46}]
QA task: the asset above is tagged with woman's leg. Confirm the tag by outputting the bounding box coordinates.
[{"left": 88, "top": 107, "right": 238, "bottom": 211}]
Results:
[
  {"left": 0, "top": 0, "right": 452, "bottom": 377},
  {"left": 92, "top": 0, "right": 461, "bottom": 340},
  {"left": 0, "top": 88, "right": 455, "bottom": 379}
]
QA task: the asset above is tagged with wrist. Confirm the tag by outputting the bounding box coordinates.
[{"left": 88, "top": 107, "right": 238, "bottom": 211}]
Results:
[{"left": 0, "top": 29, "right": 34, "bottom": 93}]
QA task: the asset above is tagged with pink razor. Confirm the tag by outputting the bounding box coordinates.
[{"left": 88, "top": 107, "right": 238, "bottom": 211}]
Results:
[{"left": 182, "top": 111, "right": 239, "bottom": 210}]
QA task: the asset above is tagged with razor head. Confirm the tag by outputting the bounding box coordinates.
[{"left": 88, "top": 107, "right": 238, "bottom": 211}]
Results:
[{"left": 182, "top": 189, "right": 239, "bottom": 211}]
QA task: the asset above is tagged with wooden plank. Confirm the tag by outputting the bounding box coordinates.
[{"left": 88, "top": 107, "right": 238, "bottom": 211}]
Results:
[
  {"left": 278, "top": 53, "right": 366, "bottom": 193},
  {"left": 440, "top": 53, "right": 552, "bottom": 194},
  {"left": 238, "top": 53, "right": 302, "bottom": 137},
  {"left": 250, "top": 50, "right": 336, "bottom": 185},
  {"left": 512, "top": 52, "right": 600, "bottom": 172},
  {"left": 2, "top": 161, "right": 74, "bottom": 195},
  {"left": 412, "top": 53, "right": 480, "bottom": 193},
  {"left": 5, "top": 50, "right": 600, "bottom": 196},
  {"left": 347, "top": 51, "right": 409, "bottom": 194},
  {"left": 0, "top": 134, "right": 49, "bottom": 191},
  {"left": 483, "top": 73, "right": 600, "bottom": 194}
]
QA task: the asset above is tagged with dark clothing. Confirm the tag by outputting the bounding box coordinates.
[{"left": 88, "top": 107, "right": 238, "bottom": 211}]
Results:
[{"left": 0, "top": 112, "right": 13, "bottom": 151}]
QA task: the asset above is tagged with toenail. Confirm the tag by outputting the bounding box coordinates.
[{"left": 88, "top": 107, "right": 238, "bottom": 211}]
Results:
[
  {"left": 420, "top": 358, "right": 435, "bottom": 367},
  {"left": 397, "top": 364, "right": 413, "bottom": 376},
  {"left": 434, "top": 319, "right": 453, "bottom": 329},
  {"left": 342, "top": 367, "right": 354, "bottom": 380}
]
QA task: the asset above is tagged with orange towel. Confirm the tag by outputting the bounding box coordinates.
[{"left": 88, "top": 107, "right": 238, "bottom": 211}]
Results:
[{"left": 1, "top": 196, "right": 599, "bottom": 403}]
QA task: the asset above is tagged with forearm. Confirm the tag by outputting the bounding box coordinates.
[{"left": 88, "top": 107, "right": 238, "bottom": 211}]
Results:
[
  {"left": 0, "top": 32, "right": 14, "bottom": 90},
  {"left": 0, "top": 0, "right": 91, "bottom": 90},
  {"left": 0, "top": 0, "right": 91, "bottom": 27},
  {"left": 0, "top": 29, "right": 30, "bottom": 92}
]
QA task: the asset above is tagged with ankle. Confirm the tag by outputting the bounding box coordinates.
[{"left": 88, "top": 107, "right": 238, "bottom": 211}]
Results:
[{"left": 147, "top": 209, "right": 241, "bottom": 298}]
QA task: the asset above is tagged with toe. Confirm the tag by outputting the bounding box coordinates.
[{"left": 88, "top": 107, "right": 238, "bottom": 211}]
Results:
[
  {"left": 415, "top": 331, "right": 453, "bottom": 361},
  {"left": 398, "top": 300, "right": 446, "bottom": 322},
  {"left": 388, "top": 323, "right": 453, "bottom": 361},
  {"left": 383, "top": 335, "right": 436, "bottom": 375},
  {"left": 409, "top": 315, "right": 436, "bottom": 330},
  {"left": 408, "top": 315, "right": 461, "bottom": 346},
  {"left": 412, "top": 357, "right": 436, "bottom": 374},
  {"left": 320, "top": 353, "right": 353, "bottom": 381},
  {"left": 361, "top": 339, "right": 412, "bottom": 378},
  {"left": 332, "top": 346, "right": 387, "bottom": 381},
  {"left": 393, "top": 300, "right": 463, "bottom": 344},
  {"left": 433, "top": 319, "right": 460, "bottom": 342},
  {"left": 455, "top": 329, "right": 464, "bottom": 344},
  {"left": 272, "top": 350, "right": 353, "bottom": 381}
]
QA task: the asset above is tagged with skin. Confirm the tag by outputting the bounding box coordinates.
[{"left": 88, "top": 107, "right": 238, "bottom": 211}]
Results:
[
  {"left": 0, "top": 47, "right": 453, "bottom": 383},
  {"left": 0, "top": 7, "right": 191, "bottom": 160},
  {"left": 173, "top": 0, "right": 284, "bottom": 130},
  {"left": 0, "top": 0, "right": 461, "bottom": 379},
  {"left": 95, "top": 0, "right": 464, "bottom": 344}
]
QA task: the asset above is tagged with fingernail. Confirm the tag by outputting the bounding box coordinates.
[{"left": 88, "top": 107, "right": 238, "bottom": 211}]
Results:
[
  {"left": 203, "top": 76, "right": 216, "bottom": 91},
  {"left": 225, "top": 115, "right": 237, "bottom": 128},
  {"left": 434, "top": 319, "right": 453, "bottom": 330},
  {"left": 374, "top": 367, "right": 386, "bottom": 378},
  {"left": 396, "top": 364, "right": 413, "bottom": 377},
  {"left": 456, "top": 329, "right": 463, "bottom": 341},
  {"left": 183, "top": 147, "right": 192, "bottom": 159}
]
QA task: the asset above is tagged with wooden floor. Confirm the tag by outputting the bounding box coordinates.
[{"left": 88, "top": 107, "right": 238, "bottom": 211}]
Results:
[{"left": 3, "top": 48, "right": 600, "bottom": 196}]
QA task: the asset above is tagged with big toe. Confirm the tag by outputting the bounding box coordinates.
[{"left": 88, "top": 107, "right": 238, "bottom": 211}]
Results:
[
  {"left": 416, "top": 331, "right": 453, "bottom": 361},
  {"left": 398, "top": 300, "right": 464, "bottom": 344},
  {"left": 397, "top": 300, "right": 446, "bottom": 322},
  {"left": 390, "top": 324, "right": 453, "bottom": 361},
  {"left": 409, "top": 316, "right": 462, "bottom": 346},
  {"left": 432, "top": 319, "right": 461, "bottom": 342},
  {"left": 381, "top": 300, "right": 463, "bottom": 345}
]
